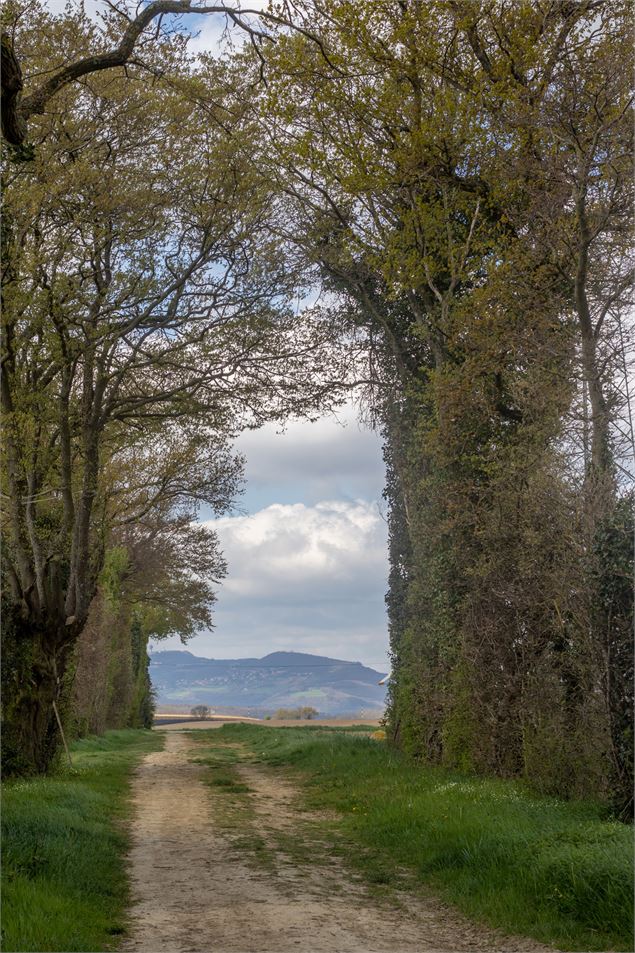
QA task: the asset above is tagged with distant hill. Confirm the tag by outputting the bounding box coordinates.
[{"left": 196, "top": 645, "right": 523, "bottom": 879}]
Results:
[{"left": 149, "top": 649, "right": 388, "bottom": 716}]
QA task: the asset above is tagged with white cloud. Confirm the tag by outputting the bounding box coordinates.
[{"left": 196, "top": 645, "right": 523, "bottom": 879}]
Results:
[
  {"left": 230, "top": 402, "right": 386, "bottom": 513},
  {"left": 184, "top": 3, "right": 273, "bottom": 59},
  {"left": 185, "top": 14, "right": 230, "bottom": 57},
  {"left": 151, "top": 498, "right": 390, "bottom": 669},
  {"left": 213, "top": 499, "right": 386, "bottom": 595}
]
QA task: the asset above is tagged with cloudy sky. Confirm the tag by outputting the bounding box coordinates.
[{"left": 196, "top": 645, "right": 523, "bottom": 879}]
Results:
[{"left": 151, "top": 405, "right": 391, "bottom": 670}]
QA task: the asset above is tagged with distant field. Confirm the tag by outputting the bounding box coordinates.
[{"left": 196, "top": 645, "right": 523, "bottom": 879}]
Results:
[
  {"left": 264, "top": 717, "right": 381, "bottom": 728},
  {"left": 154, "top": 714, "right": 261, "bottom": 728},
  {"left": 154, "top": 715, "right": 382, "bottom": 730}
]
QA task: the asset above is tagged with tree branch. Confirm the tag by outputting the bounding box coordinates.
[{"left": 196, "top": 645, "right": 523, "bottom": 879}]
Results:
[
  {"left": 2, "top": 1, "right": 340, "bottom": 146},
  {"left": 3, "top": 3, "right": 267, "bottom": 145}
]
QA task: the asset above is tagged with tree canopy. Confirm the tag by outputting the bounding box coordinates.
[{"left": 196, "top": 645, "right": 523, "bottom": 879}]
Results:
[{"left": 1, "top": 1, "right": 632, "bottom": 812}]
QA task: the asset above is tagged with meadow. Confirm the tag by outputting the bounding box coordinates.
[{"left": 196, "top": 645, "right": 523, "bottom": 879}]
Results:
[{"left": 2, "top": 722, "right": 632, "bottom": 953}]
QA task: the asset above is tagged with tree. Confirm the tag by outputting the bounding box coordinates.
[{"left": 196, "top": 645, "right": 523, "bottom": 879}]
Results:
[
  {"left": 226, "top": 0, "right": 633, "bottom": 803},
  {"left": 191, "top": 705, "right": 211, "bottom": 720},
  {"left": 446, "top": 0, "right": 634, "bottom": 809},
  {"left": 274, "top": 706, "right": 318, "bottom": 720},
  {"left": 0, "top": 0, "right": 330, "bottom": 147},
  {"left": 70, "top": 466, "right": 232, "bottom": 739},
  {"left": 1, "top": 3, "right": 348, "bottom": 774},
  {"left": 450, "top": 0, "right": 633, "bottom": 490}
]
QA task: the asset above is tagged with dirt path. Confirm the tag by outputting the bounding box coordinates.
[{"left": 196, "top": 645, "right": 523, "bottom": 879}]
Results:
[{"left": 121, "top": 732, "right": 552, "bottom": 953}]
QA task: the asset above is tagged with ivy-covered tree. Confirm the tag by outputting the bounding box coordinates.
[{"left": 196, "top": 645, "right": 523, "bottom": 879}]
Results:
[{"left": 227, "top": 0, "right": 633, "bottom": 804}]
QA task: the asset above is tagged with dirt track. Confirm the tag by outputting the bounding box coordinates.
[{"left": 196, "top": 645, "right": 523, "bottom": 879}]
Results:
[{"left": 121, "top": 731, "right": 552, "bottom": 953}]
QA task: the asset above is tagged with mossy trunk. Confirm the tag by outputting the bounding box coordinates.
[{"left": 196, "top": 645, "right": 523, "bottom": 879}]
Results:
[{"left": 1, "top": 608, "right": 74, "bottom": 775}]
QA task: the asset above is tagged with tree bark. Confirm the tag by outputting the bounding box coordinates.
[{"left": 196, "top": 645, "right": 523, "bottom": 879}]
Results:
[
  {"left": 0, "top": 33, "right": 27, "bottom": 146},
  {"left": 1, "top": 611, "right": 76, "bottom": 775},
  {"left": 575, "top": 237, "right": 611, "bottom": 477}
]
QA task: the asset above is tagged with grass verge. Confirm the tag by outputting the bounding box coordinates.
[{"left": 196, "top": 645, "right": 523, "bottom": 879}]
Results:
[
  {"left": 1, "top": 728, "right": 162, "bottom": 953},
  {"left": 210, "top": 723, "right": 633, "bottom": 952},
  {"left": 187, "top": 737, "right": 275, "bottom": 868}
]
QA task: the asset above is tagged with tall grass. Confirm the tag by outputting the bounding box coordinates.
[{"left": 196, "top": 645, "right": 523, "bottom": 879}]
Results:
[
  {"left": 1, "top": 729, "right": 162, "bottom": 953},
  {"left": 215, "top": 724, "right": 634, "bottom": 952}
]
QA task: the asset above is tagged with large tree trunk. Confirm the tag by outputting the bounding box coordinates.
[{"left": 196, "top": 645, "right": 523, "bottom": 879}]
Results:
[
  {"left": 1, "top": 608, "right": 76, "bottom": 775},
  {"left": 576, "top": 242, "right": 612, "bottom": 480},
  {"left": 0, "top": 33, "right": 27, "bottom": 147}
]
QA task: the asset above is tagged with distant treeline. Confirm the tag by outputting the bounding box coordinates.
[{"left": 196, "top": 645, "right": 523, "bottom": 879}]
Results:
[{"left": 273, "top": 707, "right": 319, "bottom": 721}]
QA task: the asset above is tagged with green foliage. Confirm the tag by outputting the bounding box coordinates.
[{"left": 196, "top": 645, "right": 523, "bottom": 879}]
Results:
[
  {"left": 4, "top": 141, "right": 35, "bottom": 163},
  {"left": 274, "top": 706, "right": 319, "bottom": 720},
  {"left": 0, "top": 600, "right": 65, "bottom": 778},
  {"left": 71, "top": 602, "right": 155, "bottom": 736},
  {"left": 2, "top": 0, "right": 344, "bottom": 776},
  {"left": 99, "top": 547, "right": 129, "bottom": 608},
  {"left": 129, "top": 615, "right": 155, "bottom": 730},
  {"left": 250, "top": 0, "right": 633, "bottom": 810},
  {"left": 216, "top": 724, "right": 634, "bottom": 952},
  {"left": 440, "top": 662, "right": 477, "bottom": 773},
  {"left": 592, "top": 495, "right": 635, "bottom": 816},
  {"left": 3, "top": 0, "right": 632, "bottom": 809},
  {"left": 0, "top": 599, "right": 35, "bottom": 777},
  {"left": 1, "top": 729, "right": 162, "bottom": 952}
]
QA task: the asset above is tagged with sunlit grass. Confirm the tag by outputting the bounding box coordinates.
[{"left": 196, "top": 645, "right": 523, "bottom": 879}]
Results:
[{"left": 1, "top": 729, "right": 162, "bottom": 952}]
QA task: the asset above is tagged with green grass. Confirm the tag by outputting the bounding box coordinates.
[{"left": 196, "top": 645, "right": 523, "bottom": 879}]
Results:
[
  {"left": 186, "top": 737, "right": 276, "bottom": 868},
  {"left": 1, "top": 728, "right": 162, "bottom": 953},
  {"left": 210, "top": 723, "right": 634, "bottom": 952},
  {"left": 190, "top": 743, "right": 252, "bottom": 793}
]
